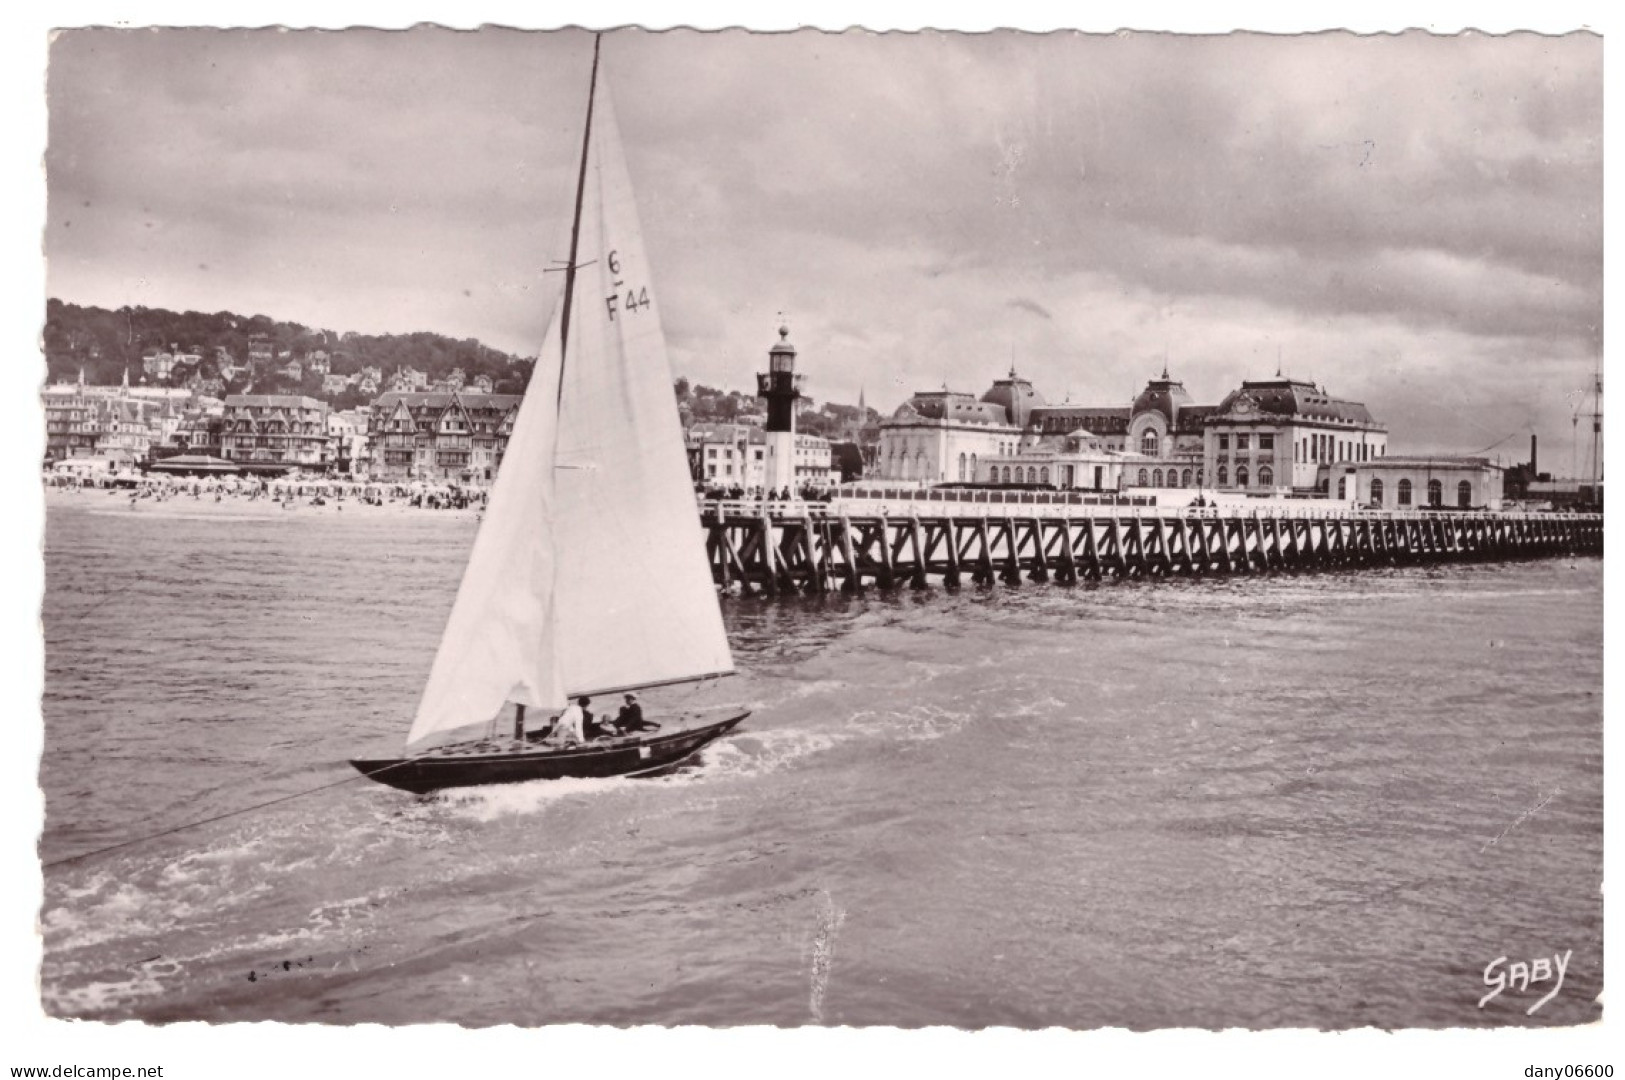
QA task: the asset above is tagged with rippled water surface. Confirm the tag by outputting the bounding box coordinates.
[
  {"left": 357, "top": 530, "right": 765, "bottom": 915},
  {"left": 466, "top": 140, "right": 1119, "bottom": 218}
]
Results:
[{"left": 39, "top": 491, "right": 1603, "bottom": 1027}]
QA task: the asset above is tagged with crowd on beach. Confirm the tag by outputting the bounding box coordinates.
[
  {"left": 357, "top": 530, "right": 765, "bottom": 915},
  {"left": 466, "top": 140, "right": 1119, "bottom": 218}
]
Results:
[
  {"left": 45, "top": 470, "right": 839, "bottom": 514},
  {"left": 44, "top": 470, "right": 490, "bottom": 511}
]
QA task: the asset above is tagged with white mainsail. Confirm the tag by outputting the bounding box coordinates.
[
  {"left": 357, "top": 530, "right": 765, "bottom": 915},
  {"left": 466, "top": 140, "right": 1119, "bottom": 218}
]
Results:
[
  {"left": 406, "top": 62, "right": 732, "bottom": 748},
  {"left": 551, "top": 81, "right": 734, "bottom": 700}
]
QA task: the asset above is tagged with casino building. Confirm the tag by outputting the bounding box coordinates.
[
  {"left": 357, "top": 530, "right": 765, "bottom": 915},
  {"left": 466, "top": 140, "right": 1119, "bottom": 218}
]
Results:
[
  {"left": 1204, "top": 377, "right": 1387, "bottom": 493},
  {"left": 877, "top": 365, "right": 1403, "bottom": 497}
]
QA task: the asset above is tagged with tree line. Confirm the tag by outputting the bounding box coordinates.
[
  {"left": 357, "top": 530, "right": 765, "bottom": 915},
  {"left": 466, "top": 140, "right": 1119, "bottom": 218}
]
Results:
[{"left": 42, "top": 299, "right": 535, "bottom": 405}]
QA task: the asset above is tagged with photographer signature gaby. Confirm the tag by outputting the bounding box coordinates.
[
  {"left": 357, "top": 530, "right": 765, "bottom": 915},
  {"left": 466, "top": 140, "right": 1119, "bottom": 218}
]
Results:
[{"left": 1479, "top": 949, "right": 1572, "bottom": 1015}]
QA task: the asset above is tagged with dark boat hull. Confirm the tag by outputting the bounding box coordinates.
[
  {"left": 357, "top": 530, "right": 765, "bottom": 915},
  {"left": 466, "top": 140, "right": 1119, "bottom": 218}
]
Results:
[{"left": 350, "top": 710, "right": 749, "bottom": 794}]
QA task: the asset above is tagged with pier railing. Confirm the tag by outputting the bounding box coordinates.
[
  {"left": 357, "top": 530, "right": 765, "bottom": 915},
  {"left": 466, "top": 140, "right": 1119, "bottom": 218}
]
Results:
[{"left": 699, "top": 503, "right": 1603, "bottom": 595}]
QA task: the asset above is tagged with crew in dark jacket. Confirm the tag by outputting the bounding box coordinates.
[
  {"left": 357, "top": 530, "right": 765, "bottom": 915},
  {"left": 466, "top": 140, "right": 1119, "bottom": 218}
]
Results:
[
  {"left": 581, "top": 697, "right": 612, "bottom": 740},
  {"left": 617, "top": 693, "right": 660, "bottom": 733}
]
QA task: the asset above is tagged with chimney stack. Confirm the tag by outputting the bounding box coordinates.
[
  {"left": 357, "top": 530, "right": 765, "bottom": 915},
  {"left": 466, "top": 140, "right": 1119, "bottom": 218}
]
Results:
[{"left": 1531, "top": 433, "right": 1538, "bottom": 477}]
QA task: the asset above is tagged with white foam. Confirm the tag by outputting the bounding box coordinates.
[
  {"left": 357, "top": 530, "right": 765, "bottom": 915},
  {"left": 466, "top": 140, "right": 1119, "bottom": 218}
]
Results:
[
  {"left": 436, "top": 774, "right": 640, "bottom": 822},
  {"left": 43, "top": 971, "right": 166, "bottom": 1016},
  {"left": 682, "top": 727, "right": 845, "bottom": 781},
  {"left": 845, "top": 701, "right": 974, "bottom": 743}
]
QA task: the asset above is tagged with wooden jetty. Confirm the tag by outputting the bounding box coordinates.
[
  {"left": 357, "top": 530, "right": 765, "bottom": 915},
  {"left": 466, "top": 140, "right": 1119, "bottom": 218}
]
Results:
[{"left": 701, "top": 502, "right": 1603, "bottom": 595}]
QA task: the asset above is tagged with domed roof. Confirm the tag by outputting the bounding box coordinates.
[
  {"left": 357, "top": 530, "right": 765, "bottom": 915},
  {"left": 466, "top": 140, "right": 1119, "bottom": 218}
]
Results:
[
  {"left": 980, "top": 367, "right": 1047, "bottom": 427},
  {"left": 1131, "top": 373, "right": 1193, "bottom": 427},
  {"left": 1213, "top": 377, "right": 1378, "bottom": 426},
  {"left": 891, "top": 390, "right": 1009, "bottom": 425},
  {"left": 769, "top": 325, "right": 796, "bottom": 358}
]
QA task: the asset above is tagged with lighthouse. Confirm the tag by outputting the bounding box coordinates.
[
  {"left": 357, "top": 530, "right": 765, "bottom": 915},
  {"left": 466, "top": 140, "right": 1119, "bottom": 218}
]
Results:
[{"left": 756, "top": 324, "right": 802, "bottom": 497}]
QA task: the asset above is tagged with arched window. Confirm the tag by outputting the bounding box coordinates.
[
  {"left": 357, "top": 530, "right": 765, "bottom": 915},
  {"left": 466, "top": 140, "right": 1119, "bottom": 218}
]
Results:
[
  {"left": 1337, "top": 476, "right": 1347, "bottom": 499},
  {"left": 1181, "top": 469, "right": 1192, "bottom": 487},
  {"left": 1140, "top": 429, "right": 1159, "bottom": 456},
  {"left": 1217, "top": 465, "right": 1228, "bottom": 485},
  {"left": 1137, "top": 468, "right": 1149, "bottom": 486},
  {"left": 1258, "top": 466, "right": 1273, "bottom": 487},
  {"left": 1001, "top": 466, "right": 1012, "bottom": 483},
  {"left": 916, "top": 450, "right": 927, "bottom": 480},
  {"left": 1040, "top": 466, "right": 1051, "bottom": 485},
  {"left": 1371, "top": 478, "right": 1384, "bottom": 505},
  {"left": 1237, "top": 465, "right": 1249, "bottom": 487},
  {"left": 1458, "top": 480, "right": 1473, "bottom": 508},
  {"left": 1427, "top": 479, "right": 1442, "bottom": 507},
  {"left": 1398, "top": 478, "right": 1412, "bottom": 506},
  {"left": 958, "top": 452, "right": 967, "bottom": 481},
  {"left": 1153, "top": 469, "right": 1164, "bottom": 486},
  {"left": 970, "top": 453, "right": 977, "bottom": 479}
]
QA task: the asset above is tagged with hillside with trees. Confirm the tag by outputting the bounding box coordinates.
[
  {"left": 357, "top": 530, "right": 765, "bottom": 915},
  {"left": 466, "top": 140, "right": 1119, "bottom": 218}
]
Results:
[{"left": 42, "top": 299, "right": 535, "bottom": 403}]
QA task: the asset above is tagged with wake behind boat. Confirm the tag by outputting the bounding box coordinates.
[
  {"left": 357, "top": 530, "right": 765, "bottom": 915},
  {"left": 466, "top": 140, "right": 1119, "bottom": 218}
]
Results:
[{"left": 352, "top": 35, "right": 746, "bottom": 792}]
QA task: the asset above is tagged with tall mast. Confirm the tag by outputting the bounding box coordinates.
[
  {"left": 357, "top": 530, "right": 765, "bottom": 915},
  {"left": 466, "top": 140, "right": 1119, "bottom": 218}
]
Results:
[
  {"left": 1590, "top": 360, "right": 1603, "bottom": 491},
  {"left": 556, "top": 32, "right": 603, "bottom": 409}
]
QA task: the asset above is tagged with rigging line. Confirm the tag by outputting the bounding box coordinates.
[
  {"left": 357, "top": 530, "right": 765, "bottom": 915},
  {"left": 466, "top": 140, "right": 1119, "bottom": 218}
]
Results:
[
  {"left": 42, "top": 757, "right": 423, "bottom": 871},
  {"left": 49, "top": 567, "right": 153, "bottom": 628},
  {"left": 1466, "top": 431, "right": 1520, "bottom": 456},
  {"left": 555, "top": 31, "right": 603, "bottom": 411}
]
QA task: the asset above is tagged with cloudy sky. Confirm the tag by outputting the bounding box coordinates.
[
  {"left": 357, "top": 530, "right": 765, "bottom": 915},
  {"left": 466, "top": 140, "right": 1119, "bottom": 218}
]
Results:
[{"left": 46, "top": 27, "right": 1601, "bottom": 463}]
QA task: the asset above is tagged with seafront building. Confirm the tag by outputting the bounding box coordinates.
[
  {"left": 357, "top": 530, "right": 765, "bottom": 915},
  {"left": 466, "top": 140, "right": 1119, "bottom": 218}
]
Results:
[
  {"left": 1343, "top": 456, "right": 1504, "bottom": 509},
  {"left": 327, "top": 408, "right": 370, "bottom": 474},
  {"left": 42, "top": 370, "right": 184, "bottom": 466},
  {"left": 365, "top": 390, "right": 521, "bottom": 482},
  {"left": 870, "top": 363, "right": 1510, "bottom": 502},
  {"left": 688, "top": 422, "right": 767, "bottom": 488},
  {"left": 1203, "top": 377, "right": 1388, "bottom": 491},
  {"left": 220, "top": 394, "right": 331, "bottom": 468}
]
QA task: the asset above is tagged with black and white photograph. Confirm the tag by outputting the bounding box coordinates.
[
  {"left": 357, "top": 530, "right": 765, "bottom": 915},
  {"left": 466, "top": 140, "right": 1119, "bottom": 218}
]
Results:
[{"left": 8, "top": 7, "right": 1612, "bottom": 1075}]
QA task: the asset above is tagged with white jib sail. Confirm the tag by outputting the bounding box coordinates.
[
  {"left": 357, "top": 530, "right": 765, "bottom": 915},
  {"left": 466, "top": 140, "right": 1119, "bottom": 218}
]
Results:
[
  {"left": 550, "top": 81, "right": 735, "bottom": 699},
  {"left": 406, "top": 311, "right": 567, "bottom": 746}
]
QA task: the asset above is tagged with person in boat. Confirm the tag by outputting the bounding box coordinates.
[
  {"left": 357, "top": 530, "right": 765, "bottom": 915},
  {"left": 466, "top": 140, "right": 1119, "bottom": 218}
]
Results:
[
  {"left": 583, "top": 697, "right": 620, "bottom": 741},
  {"left": 617, "top": 693, "right": 659, "bottom": 734},
  {"left": 554, "top": 696, "right": 589, "bottom": 745}
]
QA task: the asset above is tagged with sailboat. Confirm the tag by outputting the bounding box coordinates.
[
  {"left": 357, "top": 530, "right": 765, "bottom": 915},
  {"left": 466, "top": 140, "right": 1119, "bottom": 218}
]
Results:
[{"left": 351, "top": 38, "right": 748, "bottom": 795}]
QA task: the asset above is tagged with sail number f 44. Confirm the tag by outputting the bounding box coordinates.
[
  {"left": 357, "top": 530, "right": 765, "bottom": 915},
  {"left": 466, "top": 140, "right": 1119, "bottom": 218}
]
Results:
[{"left": 604, "top": 250, "right": 651, "bottom": 321}]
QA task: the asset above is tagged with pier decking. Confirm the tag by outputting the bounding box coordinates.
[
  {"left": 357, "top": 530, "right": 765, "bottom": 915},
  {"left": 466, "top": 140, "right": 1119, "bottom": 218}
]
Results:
[{"left": 701, "top": 502, "right": 1603, "bottom": 595}]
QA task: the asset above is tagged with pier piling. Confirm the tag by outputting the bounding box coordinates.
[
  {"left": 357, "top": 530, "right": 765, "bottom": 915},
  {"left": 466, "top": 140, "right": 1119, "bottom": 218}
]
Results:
[{"left": 700, "top": 503, "right": 1602, "bottom": 595}]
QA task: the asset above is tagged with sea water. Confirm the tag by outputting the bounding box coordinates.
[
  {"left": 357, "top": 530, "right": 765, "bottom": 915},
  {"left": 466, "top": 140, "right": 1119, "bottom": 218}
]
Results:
[{"left": 37, "top": 491, "right": 1603, "bottom": 1027}]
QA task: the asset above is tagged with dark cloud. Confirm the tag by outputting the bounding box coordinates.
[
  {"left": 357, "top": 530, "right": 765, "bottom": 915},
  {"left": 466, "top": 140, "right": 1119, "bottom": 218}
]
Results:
[
  {"left": 43, "top": 27, "right": 1601, "bottom": 456},
  {"left": 1007, "top": 297, "right": 1053, "bottom": 321}
]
